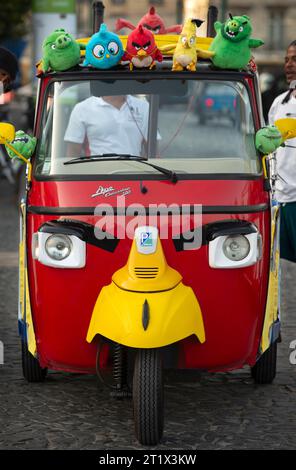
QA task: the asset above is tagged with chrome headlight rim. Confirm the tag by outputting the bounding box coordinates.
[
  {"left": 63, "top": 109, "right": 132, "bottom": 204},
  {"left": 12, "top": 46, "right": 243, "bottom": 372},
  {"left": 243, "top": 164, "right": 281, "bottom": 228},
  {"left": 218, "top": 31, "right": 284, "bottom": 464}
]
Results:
[
  {"left": 45, "top": 234, "right": 73, "bottom": 261},
  {"left": 222, "top": 234, "right": 251, "bottom": 262}
]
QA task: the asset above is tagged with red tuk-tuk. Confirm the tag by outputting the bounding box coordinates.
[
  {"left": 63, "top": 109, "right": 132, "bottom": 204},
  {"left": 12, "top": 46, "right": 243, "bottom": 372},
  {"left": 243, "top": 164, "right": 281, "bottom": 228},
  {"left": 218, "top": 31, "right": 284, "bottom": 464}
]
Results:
[{"left": 3, "top": 14, "right": 280, "bottom": 446}]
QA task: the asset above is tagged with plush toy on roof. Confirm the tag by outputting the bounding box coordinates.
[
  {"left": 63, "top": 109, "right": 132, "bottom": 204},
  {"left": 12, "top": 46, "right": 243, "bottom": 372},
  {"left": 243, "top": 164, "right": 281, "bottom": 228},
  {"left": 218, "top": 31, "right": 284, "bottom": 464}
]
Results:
[
  {"left": 115, "top": 6, "right": 182, "bottom": 34},
  {"left": 209, "top": 14, "right": 264, "bottom": 69},
  {"left": 160, "top": 19, "right": 214, "bottom": 72},
  {"left": 122, "top": 24, "right": 163, "bottom": 70},
  {"left": 82, "top": 23, "right": 124, "bottom": 69},
  {"left": 38, "top": 29, "right": 85, "bottom": 72}
]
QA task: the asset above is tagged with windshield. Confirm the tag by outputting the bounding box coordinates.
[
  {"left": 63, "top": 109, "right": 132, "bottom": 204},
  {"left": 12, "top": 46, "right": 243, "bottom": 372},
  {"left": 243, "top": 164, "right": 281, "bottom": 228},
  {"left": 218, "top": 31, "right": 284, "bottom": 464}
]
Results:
[{"left": 35, "top": 78, "right": 261, "bottom": 177}]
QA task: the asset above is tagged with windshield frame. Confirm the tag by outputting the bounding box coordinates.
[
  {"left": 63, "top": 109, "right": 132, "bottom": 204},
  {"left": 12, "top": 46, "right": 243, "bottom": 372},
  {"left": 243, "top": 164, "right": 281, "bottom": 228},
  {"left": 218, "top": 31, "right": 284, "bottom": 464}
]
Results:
[{"left": 33, "top": 69, "right": 263, "bottom": 182}]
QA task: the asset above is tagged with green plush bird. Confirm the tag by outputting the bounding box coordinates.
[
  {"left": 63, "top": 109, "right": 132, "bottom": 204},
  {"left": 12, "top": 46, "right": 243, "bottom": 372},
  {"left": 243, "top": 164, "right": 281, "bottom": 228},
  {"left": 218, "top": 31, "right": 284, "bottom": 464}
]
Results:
[{"left": 209, "top": 14, "right": 264, "bottom": 69}]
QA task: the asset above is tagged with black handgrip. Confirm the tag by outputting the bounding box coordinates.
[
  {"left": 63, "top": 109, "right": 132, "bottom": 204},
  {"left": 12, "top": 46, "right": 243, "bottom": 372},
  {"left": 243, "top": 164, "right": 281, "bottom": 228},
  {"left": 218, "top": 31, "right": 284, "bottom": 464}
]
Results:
[
  {"left": 207, "top": 5, "right": 218, "bottom": 37},
  {"left": 92, "top": 1, "right": 105, "bottom": 33}
]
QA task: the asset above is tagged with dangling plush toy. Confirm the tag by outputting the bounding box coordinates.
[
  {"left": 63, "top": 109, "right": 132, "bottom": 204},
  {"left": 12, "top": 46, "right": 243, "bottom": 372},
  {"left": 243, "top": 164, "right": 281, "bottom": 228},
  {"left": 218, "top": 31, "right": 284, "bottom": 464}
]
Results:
[
  {"left": 209, "top": 14, "right": 264, "bottom": 69},
  {"left": 83, "top": 23, "right": 124, "bottom": 69},
  {"left": 160, "top": 19, "right": 214, "bottom": 72},
  {"left": 122, "top": 25, "right": 163, "bottom": 70},
  {"left": 115, "top": 6, "right": 182, "bottom": 35},
  {"left": 38, "top": 29, "right": 84, "bottom": 73},
  {"left": 5, "top": 130, "right": 37, "bottom": 162},
  {"left": 255, "top": 119, "right": 296, "bottom": 155},
  {"left": 255, "top": 126, "right": 283, "bottom": 155}
]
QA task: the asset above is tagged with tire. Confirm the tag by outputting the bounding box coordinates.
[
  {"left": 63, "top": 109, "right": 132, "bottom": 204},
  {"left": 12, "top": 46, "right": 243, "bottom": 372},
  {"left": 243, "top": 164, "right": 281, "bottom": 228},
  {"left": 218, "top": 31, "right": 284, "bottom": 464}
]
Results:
[
  {"left": 133, "top": 349, "right": 164, "bottom": 446},
  {"left": 251, "top": 341, "right": 277, "bottom": 384},
  {"left": 22, "top": 341, "right": 47, "bottom": 382}
]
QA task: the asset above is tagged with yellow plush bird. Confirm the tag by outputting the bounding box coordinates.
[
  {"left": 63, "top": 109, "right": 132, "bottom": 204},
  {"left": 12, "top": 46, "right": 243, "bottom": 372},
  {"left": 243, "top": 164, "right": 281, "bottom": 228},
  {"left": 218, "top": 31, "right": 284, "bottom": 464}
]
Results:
[{"left": 160, "top": 18, "right": 214, "bottom": 71}]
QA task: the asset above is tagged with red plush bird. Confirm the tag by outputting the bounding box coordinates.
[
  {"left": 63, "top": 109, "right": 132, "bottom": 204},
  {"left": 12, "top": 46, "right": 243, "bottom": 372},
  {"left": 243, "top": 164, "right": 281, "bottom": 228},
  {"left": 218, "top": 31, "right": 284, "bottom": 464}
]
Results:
[
  {"left": 115, "top": 6, "right": 182, "bottom": 35},
  {"left": 122, "top": 25, "right": 163, "bottom": 70}
]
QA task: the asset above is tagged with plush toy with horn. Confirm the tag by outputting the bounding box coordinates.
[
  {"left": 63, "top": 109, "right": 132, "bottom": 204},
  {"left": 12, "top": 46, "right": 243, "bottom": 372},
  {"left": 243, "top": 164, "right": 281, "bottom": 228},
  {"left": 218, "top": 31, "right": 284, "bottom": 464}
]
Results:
[
  {"left": 209, "top": 13, "right": 264, "bottom": 69},
  {"left": 5, "top": 130, "right": 37, "bottom": 162}
]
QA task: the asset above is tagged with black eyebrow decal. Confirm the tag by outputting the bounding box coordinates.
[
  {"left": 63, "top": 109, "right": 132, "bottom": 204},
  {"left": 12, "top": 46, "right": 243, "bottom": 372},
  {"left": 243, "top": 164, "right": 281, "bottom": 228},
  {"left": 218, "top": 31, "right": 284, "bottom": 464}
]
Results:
[
  {"left": 132, "top": 41, "right": 141, "bottom": 48},
  {"left": 143, "top": 41, "right": 151, "bottom": 48}
]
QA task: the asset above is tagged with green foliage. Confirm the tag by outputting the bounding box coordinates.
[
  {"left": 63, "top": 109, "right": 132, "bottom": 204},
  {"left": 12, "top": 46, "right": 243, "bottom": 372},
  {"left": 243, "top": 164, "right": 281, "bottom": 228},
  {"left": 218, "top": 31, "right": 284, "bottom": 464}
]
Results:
[{"left": 0, "top": 1, "right": 32, "bottom": 40}]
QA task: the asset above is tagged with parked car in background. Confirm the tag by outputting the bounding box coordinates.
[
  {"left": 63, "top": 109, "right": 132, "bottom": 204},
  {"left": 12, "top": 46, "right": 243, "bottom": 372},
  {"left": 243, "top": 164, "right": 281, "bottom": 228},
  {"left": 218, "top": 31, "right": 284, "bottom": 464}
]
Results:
[{"left": 195, "top": 82, "right": 239, "bottom": 126}]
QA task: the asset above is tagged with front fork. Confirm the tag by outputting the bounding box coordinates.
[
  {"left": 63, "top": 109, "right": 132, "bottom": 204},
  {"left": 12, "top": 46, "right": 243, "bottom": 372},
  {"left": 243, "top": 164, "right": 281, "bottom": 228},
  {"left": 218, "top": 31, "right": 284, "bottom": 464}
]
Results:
[{"left": 96, "top": 338, "right": 131, "bottom": 398}]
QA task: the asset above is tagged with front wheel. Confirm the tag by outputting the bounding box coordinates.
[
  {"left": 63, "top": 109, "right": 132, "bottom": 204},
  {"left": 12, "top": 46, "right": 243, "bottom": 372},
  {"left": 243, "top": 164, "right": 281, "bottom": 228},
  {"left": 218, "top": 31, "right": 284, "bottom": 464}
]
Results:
[
  {"left": 22, "top": 341, "right": 47, "bottom": 382},
  {"left": 251, "top": 341, "right": 277, "bottom": 384},
  {"left": 133, "top": 348, "right": 164, "bottom": 446}
]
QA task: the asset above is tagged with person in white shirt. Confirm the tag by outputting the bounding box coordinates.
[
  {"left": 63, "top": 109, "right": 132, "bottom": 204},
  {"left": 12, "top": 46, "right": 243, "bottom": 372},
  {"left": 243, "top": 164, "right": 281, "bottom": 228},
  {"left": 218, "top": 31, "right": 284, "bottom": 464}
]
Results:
[
  {"left": 268, "top": 40, "right": 296, "bottom": 261},
  {"left": 64, "top": 94, "right": 150, "bottom": 157}
]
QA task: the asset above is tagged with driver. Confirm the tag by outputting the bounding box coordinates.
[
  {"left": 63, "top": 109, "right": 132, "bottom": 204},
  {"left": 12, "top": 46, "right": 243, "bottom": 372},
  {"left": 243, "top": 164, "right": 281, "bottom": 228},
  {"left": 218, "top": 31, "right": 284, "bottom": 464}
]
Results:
[{"left": 64, "top": 94, "right": 150, "bottom": 157}]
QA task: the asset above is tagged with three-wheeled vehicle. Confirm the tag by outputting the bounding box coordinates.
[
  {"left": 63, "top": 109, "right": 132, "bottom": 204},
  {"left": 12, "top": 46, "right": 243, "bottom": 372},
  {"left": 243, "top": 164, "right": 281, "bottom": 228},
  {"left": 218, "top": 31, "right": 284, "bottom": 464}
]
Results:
[{"left": 1, "top": 11, "right": 281, "bottom": 446}]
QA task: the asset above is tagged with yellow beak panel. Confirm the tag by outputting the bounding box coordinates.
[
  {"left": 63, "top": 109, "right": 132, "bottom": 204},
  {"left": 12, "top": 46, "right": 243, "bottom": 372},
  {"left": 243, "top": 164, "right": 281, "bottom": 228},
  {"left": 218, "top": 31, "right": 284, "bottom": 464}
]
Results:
[
  {"left": 112, "top": 237, "right": 182, "bottom": 292},
  {"left": 86, "top": 282, "right": 205, "bottom": 348}
]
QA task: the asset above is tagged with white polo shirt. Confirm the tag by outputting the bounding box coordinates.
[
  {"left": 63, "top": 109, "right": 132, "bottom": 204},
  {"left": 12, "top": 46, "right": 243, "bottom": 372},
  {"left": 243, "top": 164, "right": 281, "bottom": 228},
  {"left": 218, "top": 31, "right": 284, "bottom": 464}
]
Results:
[
  {"left": 64, "top": 95, "right": 149, "bottom": 156},
  {"left": 268, "top": 91, "right": 296, "bottom": 203}
]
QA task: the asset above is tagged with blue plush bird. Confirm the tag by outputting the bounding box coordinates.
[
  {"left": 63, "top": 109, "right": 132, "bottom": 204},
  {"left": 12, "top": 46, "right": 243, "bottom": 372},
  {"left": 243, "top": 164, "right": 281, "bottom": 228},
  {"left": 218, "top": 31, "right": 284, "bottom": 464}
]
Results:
[{"left": 83, "top": 23, "right": 124, "bottom": 69}]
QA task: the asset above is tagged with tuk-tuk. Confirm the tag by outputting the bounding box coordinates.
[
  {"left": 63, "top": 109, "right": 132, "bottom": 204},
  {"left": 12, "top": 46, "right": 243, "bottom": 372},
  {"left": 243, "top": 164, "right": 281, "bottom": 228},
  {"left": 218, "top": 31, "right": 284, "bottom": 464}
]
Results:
[{"left": 0, "top": 16, "right": 281, "bottom": 446}]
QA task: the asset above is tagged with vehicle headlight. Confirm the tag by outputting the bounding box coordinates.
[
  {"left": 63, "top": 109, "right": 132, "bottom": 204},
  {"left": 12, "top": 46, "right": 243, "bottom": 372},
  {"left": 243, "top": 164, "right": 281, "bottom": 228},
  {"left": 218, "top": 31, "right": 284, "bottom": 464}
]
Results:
[
  {"left": 209, "top": 231, "right": 261, "bottom": 269},
  {"left": 45, "top": 234, "right": 72, "bottom": 260},
  {"left": 33, "top": 231, "right": 86, "bottom": 269},
  {"left": 222, "top": 235, "right": 250, "bottom": 261}
]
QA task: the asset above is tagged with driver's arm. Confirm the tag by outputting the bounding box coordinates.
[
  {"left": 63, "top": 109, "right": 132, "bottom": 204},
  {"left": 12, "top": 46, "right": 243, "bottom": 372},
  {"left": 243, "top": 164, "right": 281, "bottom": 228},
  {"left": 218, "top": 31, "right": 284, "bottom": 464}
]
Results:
[{"left": 66, "top": 142, "right": 83, "bottom": 158}]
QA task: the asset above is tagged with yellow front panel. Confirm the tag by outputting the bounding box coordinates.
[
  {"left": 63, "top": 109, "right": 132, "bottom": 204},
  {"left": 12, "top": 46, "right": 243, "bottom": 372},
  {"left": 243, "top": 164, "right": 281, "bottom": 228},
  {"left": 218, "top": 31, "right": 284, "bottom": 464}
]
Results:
[{"left": 87, "top": 282, "right": 205, "bottom": 348}]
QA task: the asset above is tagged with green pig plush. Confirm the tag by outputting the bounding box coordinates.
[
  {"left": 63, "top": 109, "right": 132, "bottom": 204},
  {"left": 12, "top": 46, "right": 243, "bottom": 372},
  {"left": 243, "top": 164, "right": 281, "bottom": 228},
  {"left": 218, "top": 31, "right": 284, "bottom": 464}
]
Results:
[
  {"left": 38, "top": 29, "right": 84, "bottom": 72},
  {"left": 209, "top": 14, "right": 264, "bottom": 69},
  {"left": 5, "top": 130, "right": 37, "bottom": 162},
  {"left": 255, "top": 126, "right": 283, "bottom": 155}
]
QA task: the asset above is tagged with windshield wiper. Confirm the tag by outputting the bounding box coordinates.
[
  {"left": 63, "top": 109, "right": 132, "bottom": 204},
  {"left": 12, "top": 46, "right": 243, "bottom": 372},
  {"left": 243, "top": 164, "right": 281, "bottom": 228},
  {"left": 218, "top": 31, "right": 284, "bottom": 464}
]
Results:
[{"left": 64, "top": 153, "right": 178, "bottom": 183}]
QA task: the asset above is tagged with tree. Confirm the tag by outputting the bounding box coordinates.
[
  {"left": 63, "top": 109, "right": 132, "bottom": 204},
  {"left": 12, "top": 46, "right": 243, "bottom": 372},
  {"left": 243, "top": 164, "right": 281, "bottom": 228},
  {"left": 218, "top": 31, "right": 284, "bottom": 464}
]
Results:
[{"left": 0, "top": 1, "right": 32, "bottom": 41}]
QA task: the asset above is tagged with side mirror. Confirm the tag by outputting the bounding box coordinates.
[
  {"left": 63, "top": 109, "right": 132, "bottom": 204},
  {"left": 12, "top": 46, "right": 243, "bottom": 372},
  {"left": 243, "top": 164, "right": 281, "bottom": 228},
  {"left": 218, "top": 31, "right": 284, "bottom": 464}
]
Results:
[{"left": 0, "top": 123, "right": 15, "bottom": 144}]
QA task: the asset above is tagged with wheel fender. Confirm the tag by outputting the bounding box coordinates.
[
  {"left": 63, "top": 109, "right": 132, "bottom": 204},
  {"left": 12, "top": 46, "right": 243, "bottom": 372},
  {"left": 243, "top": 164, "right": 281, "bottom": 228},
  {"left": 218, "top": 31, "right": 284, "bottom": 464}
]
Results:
[{"left": 86, "top": 282, "right": 205, "bottom": 348}]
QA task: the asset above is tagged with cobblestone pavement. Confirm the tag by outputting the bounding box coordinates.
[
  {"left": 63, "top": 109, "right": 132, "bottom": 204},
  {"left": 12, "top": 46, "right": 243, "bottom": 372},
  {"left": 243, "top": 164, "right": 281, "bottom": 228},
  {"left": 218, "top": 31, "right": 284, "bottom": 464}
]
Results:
[{"left": 0, "top": 180, "right": 295, "bottom": 450}]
